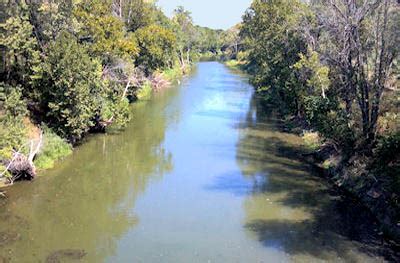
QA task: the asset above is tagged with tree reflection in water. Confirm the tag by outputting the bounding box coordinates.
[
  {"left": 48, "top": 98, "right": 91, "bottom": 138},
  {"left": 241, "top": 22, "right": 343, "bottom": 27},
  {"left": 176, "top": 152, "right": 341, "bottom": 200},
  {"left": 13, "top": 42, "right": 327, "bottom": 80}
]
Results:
[
  {"left": 236, "top": 95, "right": 399, "bottom": 262},
  {"left": 0, "top": 93, "right": 176, "bottom": 262}
]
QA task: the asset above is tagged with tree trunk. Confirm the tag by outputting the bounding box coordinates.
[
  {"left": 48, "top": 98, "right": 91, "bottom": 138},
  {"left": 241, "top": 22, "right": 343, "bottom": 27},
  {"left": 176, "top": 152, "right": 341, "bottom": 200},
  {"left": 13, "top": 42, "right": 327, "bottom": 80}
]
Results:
[
  {"left": 179, "top": 49, "right": 185, "bottom": 68},
  {"left": 186, "top": 48, "right": 191, "bottom": 64}
]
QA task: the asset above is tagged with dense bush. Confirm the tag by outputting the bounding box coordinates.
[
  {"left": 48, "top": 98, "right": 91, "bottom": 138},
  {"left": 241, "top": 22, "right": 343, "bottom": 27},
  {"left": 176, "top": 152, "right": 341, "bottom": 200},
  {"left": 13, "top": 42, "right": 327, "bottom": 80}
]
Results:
[
  {"left": 0, "top": 84, "right": 27, "bottom": 151},
  {"left": 372, "top": 133, "right": 400, "bottom": 189},
  {"left": 241, "top": 0, "right": 307, "bottom": 116},
  {"left": 303, "top": 96, "right": 355, "bottom": 149},
  {"left": 34, "top": 32, "right": 103, "bottom": 143},
  {"left": 0, "top": 84, "right": 28, "bottom": 178}
]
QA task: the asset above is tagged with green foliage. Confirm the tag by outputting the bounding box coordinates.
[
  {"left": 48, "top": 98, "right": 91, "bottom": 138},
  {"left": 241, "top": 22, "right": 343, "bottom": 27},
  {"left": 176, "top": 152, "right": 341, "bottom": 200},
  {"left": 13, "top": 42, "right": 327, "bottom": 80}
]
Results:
[
  {"left": 303, "top": 95, "right": 354, "bottom": 148},
  {"left": 225, "top": 59, "right": 246, "bottom": 70},
  {"left": 374, "top": 133, "right": 400, "bottom": 167},
  {"left": 302, "top": 131, "right": 321, "bottom": 152},
  {"left": 172, "top": 6, "right": 194, "bottom": 49},
  {"left": 31, "top": 1, "right": 76, "bottom": 42},
  {"left": 0, "top": 1, "right": 40, "bottom": 86},
  {"left": 172, "top": 6, "right": 196, "bottom": 64},
  {"left": 196, "top": 26, "right": 223, "bottom": 54},
  {"left": 135, "top": 25, "right": 176, "bottom": 73},
  {"left": 241, "top": 0, "right": 397, "bottom": 150},
  {"left": 291, "top": 49, "right": 345, "bottom": 140},
  {"left": 35, "top": 32, "right": 103, "bottom": 142},
  {"left": 241, "top": 0, "right": 307, "bottom": 114},
  {"left": 0, "top": 118, "right": 27, "bottom": 155},
  {"left": 372, "top": 133, "right": 400, "bottom": 192},
  {"left": 221, "top": 24, "right": 241, "bottom": 59},
  {"left": 136, "top": 81, "right": 152, "bottom": 100},
  {"left": 100, "top": 93, "right": 132, "bottom": 129},
  {"left": 294, "top": 50, "right": 330, "bottom": 100},
  {"left": 123, "top": 0, "right": 154, "bottom": 31},
  {"left": 162, "top": 64, "right": 183, "bottom": 82},
  {"left": 75, "top": 0, "right": 139, "bottom": 61},
  {"left": 0, "top": 84, "right": 27, "bottom": 167},
  {"left": 111, "top": 98, "right": 131, "bottom": 129},
  {"left": 34, "top": 127, "right": 73, "bottom": 170},
  {"left": 0, "top": 164, "right": 11, "bottom": 178},
  {"left": 1, "top": 83, "right": 27, "bottom": 117}
]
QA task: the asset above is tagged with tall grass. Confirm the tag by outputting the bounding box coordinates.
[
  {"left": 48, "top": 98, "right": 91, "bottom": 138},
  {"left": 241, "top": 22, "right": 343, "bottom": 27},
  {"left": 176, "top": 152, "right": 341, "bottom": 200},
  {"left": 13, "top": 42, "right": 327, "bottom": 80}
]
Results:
[{"left": 34, "top": 127, "right": 72, "bottom": 170}]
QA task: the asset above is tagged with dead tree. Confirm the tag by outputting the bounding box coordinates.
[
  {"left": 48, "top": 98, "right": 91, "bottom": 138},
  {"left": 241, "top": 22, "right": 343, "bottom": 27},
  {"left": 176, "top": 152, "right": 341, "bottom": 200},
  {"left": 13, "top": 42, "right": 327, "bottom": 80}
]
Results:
[
  {"left": 320, "top": 0, "right": 398, "bottom": 145},
  {"left": 97, "top": 60, "right": 145, "bottom": 129}
]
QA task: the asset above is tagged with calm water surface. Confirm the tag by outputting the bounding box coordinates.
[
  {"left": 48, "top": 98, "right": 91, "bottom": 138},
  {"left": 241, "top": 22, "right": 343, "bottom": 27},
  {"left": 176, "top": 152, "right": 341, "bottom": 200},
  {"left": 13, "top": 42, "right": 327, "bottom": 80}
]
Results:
[{"left": 0, "top": 62, "right": 398, "bottom": 262}]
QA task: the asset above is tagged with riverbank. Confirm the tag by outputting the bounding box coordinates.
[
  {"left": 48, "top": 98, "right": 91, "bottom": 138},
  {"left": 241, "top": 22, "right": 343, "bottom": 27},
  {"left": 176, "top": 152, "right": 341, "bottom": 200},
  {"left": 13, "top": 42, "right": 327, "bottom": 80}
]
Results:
[
  {"left": 0, "top": 64, "right": 191, "bottom": 188},
  {"left": 310, "top": 142, "right": 400, "bottom": 243},
  {"left": 224, "top": 59, "right": 400, "bottom": 244}
]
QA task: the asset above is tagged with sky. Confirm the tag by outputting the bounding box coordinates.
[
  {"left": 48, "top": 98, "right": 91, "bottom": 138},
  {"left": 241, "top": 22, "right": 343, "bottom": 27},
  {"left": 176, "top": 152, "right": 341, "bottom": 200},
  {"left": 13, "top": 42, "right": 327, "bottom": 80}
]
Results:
[{"left": 156, "top": 0, "right": 253, "bottom": 30}]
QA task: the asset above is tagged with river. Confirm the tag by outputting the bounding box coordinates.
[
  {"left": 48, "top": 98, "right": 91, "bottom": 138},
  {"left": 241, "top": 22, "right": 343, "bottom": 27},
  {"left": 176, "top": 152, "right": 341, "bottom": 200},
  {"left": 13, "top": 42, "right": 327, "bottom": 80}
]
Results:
[{"left": 0, "top": 62, "right": 398, "bottom": 262}]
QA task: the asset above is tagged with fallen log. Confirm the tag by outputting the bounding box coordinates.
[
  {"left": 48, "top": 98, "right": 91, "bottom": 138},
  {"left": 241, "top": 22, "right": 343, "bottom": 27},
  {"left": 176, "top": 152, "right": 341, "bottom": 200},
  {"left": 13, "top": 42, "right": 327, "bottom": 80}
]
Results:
[
  {"left": 7, "top": 153, "right": 36, "bottom": 181},
  {"left": 0, "top": 130, "right": 43, "bottom": 182}
]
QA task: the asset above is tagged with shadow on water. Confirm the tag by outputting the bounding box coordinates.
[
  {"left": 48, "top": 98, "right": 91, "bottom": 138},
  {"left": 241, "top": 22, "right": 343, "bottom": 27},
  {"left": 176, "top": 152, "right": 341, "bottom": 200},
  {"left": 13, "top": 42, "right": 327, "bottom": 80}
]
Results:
[{"left": 209, "top": 94, "right": 400, "bottom": 261}]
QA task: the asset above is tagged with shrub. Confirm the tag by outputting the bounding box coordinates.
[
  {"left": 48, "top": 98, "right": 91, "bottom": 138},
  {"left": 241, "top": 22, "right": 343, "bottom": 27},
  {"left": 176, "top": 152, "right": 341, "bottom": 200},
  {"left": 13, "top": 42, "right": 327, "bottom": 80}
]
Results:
[
  {"left": 162, "top": 65, "right": 183, "bottom": 81},
  {"left": 34, "top": 127, "right": 72, "bottom": 170},
  {"left": 0, "top": 84, "right": 28, "bottom": 161},
  {"left": 135, "top": 25, "right": 176, "bottom": 73},
  {"left": 372, "top": 133, "right": 400, "bottom": 182},
  {"left": 304, "top": 96, "right": 355, "bottom": 150},
  {"left": 136, "top": 81, "right": 152, "bottom": 100},
  {"left": 302, "top": 131, "right": 321, "bottom": 152},
  {"left": 34, "top": 32, "right": 103, "bottom": 143}
]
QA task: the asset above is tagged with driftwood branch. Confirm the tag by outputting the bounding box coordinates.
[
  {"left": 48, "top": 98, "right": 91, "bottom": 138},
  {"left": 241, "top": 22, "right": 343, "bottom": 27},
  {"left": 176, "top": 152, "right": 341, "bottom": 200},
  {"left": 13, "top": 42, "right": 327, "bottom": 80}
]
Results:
[
  {"left": 28, "top": 130, "right": 43, "bottom": 164},
  {"left": 0, "top": 128, "right": 43, "bottom": 182},
  {"left": 121, "top": 80, "right": 131, "bottom": 101},
  {"left": 0, "top": 152, "right": 20, "bottom": 178}
]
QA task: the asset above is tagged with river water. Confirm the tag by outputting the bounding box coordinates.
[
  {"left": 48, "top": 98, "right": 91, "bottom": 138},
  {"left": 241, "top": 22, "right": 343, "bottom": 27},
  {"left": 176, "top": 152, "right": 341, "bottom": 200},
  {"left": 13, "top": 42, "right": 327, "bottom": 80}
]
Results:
[{"left": 0, "top": 62, "right": 398, "bottom": 262}]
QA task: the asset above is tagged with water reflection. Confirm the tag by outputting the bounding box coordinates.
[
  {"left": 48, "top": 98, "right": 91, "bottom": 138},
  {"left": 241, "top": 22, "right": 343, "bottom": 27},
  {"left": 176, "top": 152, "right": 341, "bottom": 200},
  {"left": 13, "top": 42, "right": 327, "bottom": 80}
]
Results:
[
  {"left": 236, "top": 95, "right": 399, "bottom": 261},
  {"left": 0, "top": 90, "right": 175, "bottom": 262}
]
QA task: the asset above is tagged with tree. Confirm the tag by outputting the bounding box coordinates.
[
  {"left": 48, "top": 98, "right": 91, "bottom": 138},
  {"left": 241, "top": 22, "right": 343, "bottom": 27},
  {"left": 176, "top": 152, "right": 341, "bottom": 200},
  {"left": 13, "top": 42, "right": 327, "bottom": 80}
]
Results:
[
  {"left": 172, "top": 6, "right": 195, "bottom": 66},
  {"left": 35, "top": 32, "right": 103, "bottom": 143},
  {"left": 75, "top": 0, "right": 139, "bottom": 62},
  {"left": 241, "top": 0, "right": 307, "bottom": 114},
  {"left": 25, "top": 0, "right": 76, "bottom": 45},
  {"left": 0, "top": 83, "right": 27, "bottom": 144},
  {"left": 134, "top": 24, "right": 176, "bottom": 73},
  {"left": 222, "top": 24, "right": 242, "bottom": 58},
  {"left": 112, "top": 0, "right": 153, "bottom": 31},
  {"left": 0, "top": 0, "right": 39, "bottom": 87},
  {"left": 195, "top": 26, "right": 223, "bottom": 54},
  {"left": 318, "top": 0, "right": 399, "bottom": 145}
]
